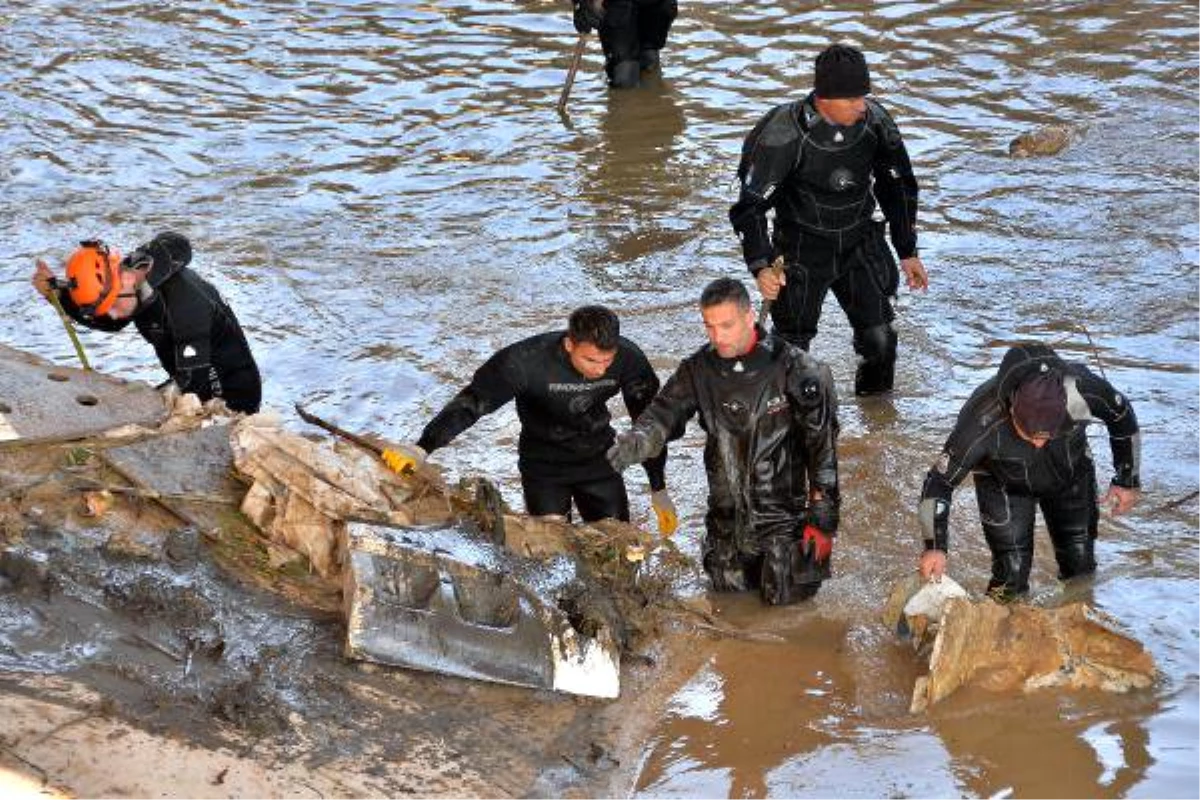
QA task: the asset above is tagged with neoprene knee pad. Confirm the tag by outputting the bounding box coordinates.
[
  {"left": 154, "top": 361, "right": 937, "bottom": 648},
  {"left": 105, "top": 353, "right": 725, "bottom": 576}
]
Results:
[
  {"left": 759, "top": 536, "right": 824, "bottom": 605},
  {"left": 1056, "top": 543, "right": 1097, "bottom": 580},
  {"left": 703, "top": 545, "right": 749, "bottom": 593},
  {"left": 854, "top": 324, "right": 897, "bottom": 395}
]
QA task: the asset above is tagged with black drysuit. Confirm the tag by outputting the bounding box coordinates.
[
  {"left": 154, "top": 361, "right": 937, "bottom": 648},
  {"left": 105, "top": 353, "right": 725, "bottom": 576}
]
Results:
[
  {"left": 918, "top": 343, "right": 1141, "bottom": 597},
  {"left": 612, "top": 329, "right": 840, "bottom": 604},
  {"left": 417, "top": 332, "right": 667, "bottom": 522},
  {"left": 59, "top": 233, "right": 261, "bottom": 414},
  {"left": 729, "top": 93, "right": 919, "bottom": 394}
]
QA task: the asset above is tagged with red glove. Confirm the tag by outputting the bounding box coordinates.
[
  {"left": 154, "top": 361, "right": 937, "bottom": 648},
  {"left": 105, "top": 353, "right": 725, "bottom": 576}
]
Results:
[{"left": 801, "top": 524, "right": 833, "bottom": 563}]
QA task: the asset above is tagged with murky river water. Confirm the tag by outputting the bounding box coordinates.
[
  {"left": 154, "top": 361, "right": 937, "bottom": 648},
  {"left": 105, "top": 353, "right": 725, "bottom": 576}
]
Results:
[{"left": 1, "top": 1, "right": 1197, "bottom": 797}]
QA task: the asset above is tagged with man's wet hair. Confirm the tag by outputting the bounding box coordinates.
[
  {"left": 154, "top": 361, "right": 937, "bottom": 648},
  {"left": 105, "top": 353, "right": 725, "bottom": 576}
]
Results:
[
  {"left": 699, "top": 277, "right": 752, "bottom": 311},
  {"left": 568, "top": 305, "right": 620, "bottom": 351}
]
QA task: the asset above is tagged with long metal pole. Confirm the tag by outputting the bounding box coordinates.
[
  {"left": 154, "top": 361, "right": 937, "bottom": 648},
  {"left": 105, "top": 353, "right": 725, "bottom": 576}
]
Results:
[{"left": 294, "top": 403, "right": 384, "bottom": 456}]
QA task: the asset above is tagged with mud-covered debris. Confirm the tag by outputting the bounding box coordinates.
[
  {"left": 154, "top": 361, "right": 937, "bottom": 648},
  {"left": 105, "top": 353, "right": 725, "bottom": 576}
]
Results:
[
  {"left": 559, "top": 580, "right": 626, "bottom": 647},
  {"left": 208, "top": 668, "right": 291, "bottom": 735},
  {"left": 164, "top": 528, "right": 202, "bottom": 565},
  {"left": 910, "top": 597, "right": 1156, "bottom": 712},
  {"left": 80, "top": 489, "right": 114, "bottom": 517},
  {"left": 230, "top": 415, "right": 463, "bottom": 578},
  {"left": 0, "top": 343, "right": 168, "bottom": 444},
  {"left": 1009, "top": 124, "right": 1076, "bottom": 158},
  {"left": 882, "top": 572, "right": 975, "bottom": 654},
  {"left": 0, "top": 545, "right": 55, "bottom": 596}
]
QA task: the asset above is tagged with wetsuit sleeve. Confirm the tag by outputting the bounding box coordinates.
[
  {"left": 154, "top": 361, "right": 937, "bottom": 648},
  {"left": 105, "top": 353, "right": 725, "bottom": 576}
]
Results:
[
  {"left": 619, "top": 345, "right": 668, "bottom": 492},
  {"left": 1066, "top": 366, "right": 1141, "bottom": 489},
  {"left": 416, "top": 346, "right": 522, "bottom": 454},
  {"left": 786, "top": 361, "right": 840, "bottom": 532},
  {"left": 729, "top": 106, "right": 801, "bottom": 272},
  {"left": 870, "top": 103, "right": 919, "bottom": 260},
  {"left": 623, "top": 359, "right": 699, "bottom": 465},
  {"left": 55, "top": 286, "right": 132, "bottom": 332},
  {"left": 791, "top": 362, "right": 840, "bottom": 495},
  {"left": 917, "top": 398, "right": 996, "bottom": 552}
]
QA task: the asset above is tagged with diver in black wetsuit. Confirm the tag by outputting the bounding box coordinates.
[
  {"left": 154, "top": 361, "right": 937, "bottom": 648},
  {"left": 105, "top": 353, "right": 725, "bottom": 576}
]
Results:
[
  {"left": 917, "top": 343, "right": 1142, "bottom": 600},
  {"left": 607, "top": 278, "right": 840, "bottom": 606},
  {"left": 730, "top": 43, "right": 929, "bottom": 396},
  {"left": 33, "top": 232, "right": 261, "bottom": 413},
  {"left": 402, "top": 306, "right": 678, "bottom": 533}
]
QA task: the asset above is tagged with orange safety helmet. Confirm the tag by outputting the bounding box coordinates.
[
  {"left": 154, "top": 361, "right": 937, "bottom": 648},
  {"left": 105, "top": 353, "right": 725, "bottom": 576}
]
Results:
[{"left": 65, "top": 239, "right": 122, "bottom": 318}]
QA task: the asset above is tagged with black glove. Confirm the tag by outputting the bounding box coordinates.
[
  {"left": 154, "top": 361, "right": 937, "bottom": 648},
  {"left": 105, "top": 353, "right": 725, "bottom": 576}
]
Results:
[
  {"left": 606, "top": 431, "right": 646, "bottom": 474},
  {"left": 572, "top": 0, "right": 604, "bottom": 33}
]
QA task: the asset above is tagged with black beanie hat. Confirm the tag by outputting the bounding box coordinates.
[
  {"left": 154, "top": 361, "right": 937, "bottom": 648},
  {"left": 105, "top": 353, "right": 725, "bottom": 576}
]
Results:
[
  {"left": 1010, "top": 371, "right": 1068, "bottom": 436},
  {"left": 814, "top": 44, "right": 871, "bottom": 99}
]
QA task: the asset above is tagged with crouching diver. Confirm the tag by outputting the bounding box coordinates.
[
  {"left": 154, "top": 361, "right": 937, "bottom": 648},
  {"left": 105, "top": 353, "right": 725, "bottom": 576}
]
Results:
[
  {"left": 917, "top": 342, "right": 1141, "bottom": 600},
  {"left": 33, "top": 232, "right": 261, "bottom": 413}
]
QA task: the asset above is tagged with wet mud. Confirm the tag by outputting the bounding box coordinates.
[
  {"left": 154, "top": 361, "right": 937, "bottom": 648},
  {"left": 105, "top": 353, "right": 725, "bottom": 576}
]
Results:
[{"left": 0, "top": 441, "right": 720, "bottom": 797}]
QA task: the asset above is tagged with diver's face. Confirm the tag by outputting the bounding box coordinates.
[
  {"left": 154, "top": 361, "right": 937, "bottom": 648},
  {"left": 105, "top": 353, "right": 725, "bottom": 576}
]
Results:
[
  {"left": 816, "top": 95, "right": 867, "bottom": 127},
  {"left": 106, "top": 270, "right": 143, "bottom": 319},
  {"left": 1011, "top": 415, "right": 1055, "bottom": 449},
  {"left": 564, "top": 338, "right": 616, "bottom": 380},
  {"left": 702, "top": 301, "right": 756, "bottom": 359}
]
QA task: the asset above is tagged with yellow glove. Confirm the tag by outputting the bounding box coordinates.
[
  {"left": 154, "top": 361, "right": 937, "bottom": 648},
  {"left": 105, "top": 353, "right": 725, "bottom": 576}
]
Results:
[
  {"left": 381, "top": 444, "right": 426, "bottom": 475},
  {"left": 650, "top": 488, "right": 678, "bottom": 537}
]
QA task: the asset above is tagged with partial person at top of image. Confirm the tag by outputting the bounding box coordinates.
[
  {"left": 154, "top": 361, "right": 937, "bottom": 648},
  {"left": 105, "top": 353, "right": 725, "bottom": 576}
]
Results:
[{"left": 571, "top": 0, "right": 678, "bottom": 89}]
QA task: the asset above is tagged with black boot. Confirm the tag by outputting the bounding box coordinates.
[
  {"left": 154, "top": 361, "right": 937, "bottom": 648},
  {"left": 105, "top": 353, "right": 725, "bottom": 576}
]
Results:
[
  {"left": 639, "top": 48, "right": 660, "bottom": 71},
  {"left": 609, "top": 59, "right": 640, "bottom": 89}
]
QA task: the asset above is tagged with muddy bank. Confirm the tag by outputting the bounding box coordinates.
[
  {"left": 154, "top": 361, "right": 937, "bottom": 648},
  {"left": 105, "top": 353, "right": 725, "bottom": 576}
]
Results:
[{"left": 0, "top": 437, "right": 729, "bottom": 798}]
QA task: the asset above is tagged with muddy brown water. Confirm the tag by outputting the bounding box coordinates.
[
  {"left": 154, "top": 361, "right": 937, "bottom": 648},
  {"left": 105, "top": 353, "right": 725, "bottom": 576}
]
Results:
[{"left": 1, "top": 1, "right": 1197, "bottom": 797}]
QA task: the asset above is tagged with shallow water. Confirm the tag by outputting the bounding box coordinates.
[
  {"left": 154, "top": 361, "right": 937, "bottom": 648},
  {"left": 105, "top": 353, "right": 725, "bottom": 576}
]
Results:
[{"left": 1, "top": 1, "right": 1197, "bottom": 797}]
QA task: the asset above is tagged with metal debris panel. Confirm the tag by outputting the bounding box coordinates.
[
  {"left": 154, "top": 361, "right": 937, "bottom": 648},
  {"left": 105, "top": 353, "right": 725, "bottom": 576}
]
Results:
[
  {"left": 0, "top": 344, "right": 167, "bottom": 445},
  {"left": 343, "top": 521, "right": 620, "bottom": 699},
  {"left": 99, "top": 423, "right": 243, "bottom": 534}
]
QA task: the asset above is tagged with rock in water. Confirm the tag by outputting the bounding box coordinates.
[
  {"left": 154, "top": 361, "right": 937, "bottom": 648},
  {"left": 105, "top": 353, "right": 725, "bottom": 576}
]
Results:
[
  {"left": 910, "top": 598, "right": 1156, "bottom": 712},
  {"left": 1009, "top": 124, "right": 1075, "bottom": 158}
]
